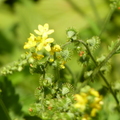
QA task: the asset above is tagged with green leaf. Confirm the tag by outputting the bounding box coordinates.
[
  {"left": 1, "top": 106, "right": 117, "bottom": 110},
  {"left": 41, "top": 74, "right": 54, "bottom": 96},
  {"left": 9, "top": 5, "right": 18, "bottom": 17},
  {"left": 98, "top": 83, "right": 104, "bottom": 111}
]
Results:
[
  {"left": 62, "top": 87, "right": 69, "bottom": 95},
  {"left": 0, "top": 76, "right": 23, "bottom": 119}
]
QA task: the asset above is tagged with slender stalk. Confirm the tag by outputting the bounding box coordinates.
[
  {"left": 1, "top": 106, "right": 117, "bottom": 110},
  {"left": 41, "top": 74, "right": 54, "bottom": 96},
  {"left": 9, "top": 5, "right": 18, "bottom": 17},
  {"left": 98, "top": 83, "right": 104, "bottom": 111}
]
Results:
[
  {"left": 76, "top": 40, "right": 98, "bottom": 66},
  {"left": 0, "top": 98, "right": 11, "bottom": 120},
  {"left": 99, "top": 71, "right": 119, "bottom": 105},
  {"left": 65, "top": 64, "right": 76, "bottom": 84},
  {"left": 99, "top": 9, "right": 114, "bottom": 37},
  {"left": 53, "top": 52, "right": 60, "bottom": 81},
  {"left": 74, "top": 40, "right": 119, "bottom": 106},
  {"left": 61, "top": 41, "right": 71, "bottom": 48},
  {"left": 89, "top": 0, "right": 102, "bottom": 26},
  {"left": 92, "top": 39, "right": 120, "bottom": 78}
]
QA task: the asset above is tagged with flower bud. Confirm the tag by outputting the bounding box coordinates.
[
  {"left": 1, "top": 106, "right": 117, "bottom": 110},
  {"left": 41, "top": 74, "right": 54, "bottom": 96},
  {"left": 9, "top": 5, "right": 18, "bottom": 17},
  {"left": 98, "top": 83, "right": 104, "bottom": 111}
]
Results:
[
  {"left": 17, "top": 66, "right": 23, "bottom": 72},
  {"left": 66, "top": 29, "right": 77, "bottom": 40},
  {"left": 22, "top": 60, "right": 28, "bottom": 66},
  {"left": 28, "top": 57, "right": 35, "bottom": 64},
  {"left": 20, "top": 53, "right": 27, "bottom": 59}
]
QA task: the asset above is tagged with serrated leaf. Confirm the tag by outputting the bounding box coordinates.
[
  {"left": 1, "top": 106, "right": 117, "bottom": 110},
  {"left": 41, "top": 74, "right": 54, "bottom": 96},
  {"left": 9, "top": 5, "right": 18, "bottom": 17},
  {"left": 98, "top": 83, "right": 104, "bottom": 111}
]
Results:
[{"left": 62, "top": 87, "right": 69, "bottom": 95}]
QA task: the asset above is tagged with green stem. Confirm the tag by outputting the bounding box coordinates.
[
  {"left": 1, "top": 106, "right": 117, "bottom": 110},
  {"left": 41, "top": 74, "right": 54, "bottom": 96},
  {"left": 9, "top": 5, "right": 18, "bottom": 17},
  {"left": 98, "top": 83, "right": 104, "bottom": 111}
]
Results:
[
  {"left": 53, "top": 52, "right": 60, "bottom": 81},
  {"left": 74, "top": 40, "right": 119, "bottom": 106},
  {"left": 0, "top": 98, "right": 11, "bottom": 120},
  {"left": 76, "top": 40, "right": 98, "bottom": 65},
  {"left": 92, "top": 39, "right": 120, "bottom": 78},
  {"left": 89, "top": 0, "right": 102, "bottom": 26},
  {"left": 65, "top": 64, "right": 76, "bottom": 85},
  {"left": 61, "top": 41, "right": 71, "bottom": 48},
  {"left": 99, "top": 5, "right": 116, "bottom": 37},
  {"left": 99, "top": 71, "right": 119, "bottom": 105}
]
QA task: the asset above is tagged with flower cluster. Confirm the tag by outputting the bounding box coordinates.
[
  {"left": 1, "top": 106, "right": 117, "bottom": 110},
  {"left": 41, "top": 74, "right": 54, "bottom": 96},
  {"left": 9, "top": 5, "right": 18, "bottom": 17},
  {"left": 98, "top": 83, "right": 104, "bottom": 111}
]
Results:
[
  {"left": 74, "top": 86, "right": 103, "bottom": 120},
  {"left": 24, "top": 24, "right": 54, "bottom": 51},
  {"left": 24, "top": 23, "right": 62, "bottom": 60},
  {"left": 0, "top": 24, "right": 64, "bottom": 75},
  {"left": 23, "top": 23, "right": 66, "bottom": 70}
]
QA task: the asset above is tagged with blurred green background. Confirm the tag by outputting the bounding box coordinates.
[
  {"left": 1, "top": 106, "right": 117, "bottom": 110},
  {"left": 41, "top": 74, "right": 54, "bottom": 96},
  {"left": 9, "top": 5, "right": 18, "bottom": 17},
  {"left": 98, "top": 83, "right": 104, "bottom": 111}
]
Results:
[{"left": 0, "top": 0, "right": 120, "bottom": 119}]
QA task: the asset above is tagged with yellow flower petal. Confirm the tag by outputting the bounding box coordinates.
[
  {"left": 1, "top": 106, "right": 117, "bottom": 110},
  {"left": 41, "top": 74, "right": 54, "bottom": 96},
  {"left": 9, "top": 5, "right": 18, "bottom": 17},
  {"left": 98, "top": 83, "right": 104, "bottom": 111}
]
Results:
[
  {"left": 44, "top": 44, "right": 51, "bottom": 51},
  {"left": 36, "top": 43, "right": 43, "bottom": 51},
  {"left": 47, "top": 29, "right": 54, "bottom": 35},
  {"left": 60, "top": 64, "right": 65, "bottom": 69},
  {"left": 49, "top": 58, "right": 54, "bottom": 62},
  {"left": 90, "top": 108, "right": 98, "bottom": 117},
  {"left": 44, "top": 23, "right": 49, "bottom": 31},
  {"left": 23, "top": 33, "right": 36, "bottom": 49},
  {"left": 34, "top": 30, "right": 41, "bottom": 35},
  {"left": 45, "top": 38, "right": 54, "bottom": 43},
  {"left": 89, "top": 88, "right": 99, "bottom": 97},
  {"left": 38, "top": 24, "right": 44, "bottom": 31},
  {"left": 32, "top": 53, "right": 44, "bottom": 60}
]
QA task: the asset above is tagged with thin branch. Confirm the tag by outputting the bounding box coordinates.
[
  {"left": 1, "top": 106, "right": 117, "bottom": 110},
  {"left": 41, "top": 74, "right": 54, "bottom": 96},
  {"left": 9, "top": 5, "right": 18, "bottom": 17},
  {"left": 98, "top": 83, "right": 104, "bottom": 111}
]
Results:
[
  {"left": 99, "top": 8, "right": 115, "bottom": 37},
  {"left": 92, "top": 39, "right": 120, "bottom": 78},
  {"left": 73, "top": 39, "right": 119, "bottom": 106},
  {"left": 89, "top": 0, "right": 102, "bottom": 26},
  {"left": 61, "top": 41, "right": 71, "bottom": 48}
]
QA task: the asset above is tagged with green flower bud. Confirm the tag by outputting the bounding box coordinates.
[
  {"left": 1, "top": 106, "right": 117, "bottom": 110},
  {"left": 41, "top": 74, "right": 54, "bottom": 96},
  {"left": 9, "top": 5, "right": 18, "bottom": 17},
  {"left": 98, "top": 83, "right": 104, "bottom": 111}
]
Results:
[
  {"left": 28, "top": 57, "right": 35, "bottom": 64},
  {"left": 11, "top": 66, "right": 17, "bottom": 71},
  {"left": 66, "top": 29, "right": 77, "bottom": 40},
  {"left": 14, "top": 61, "right": 19, "bottom": 66},
  {"left": 22, "top": 60, "right": 28, "bottom": 66},
  {"left": 84, "top": 70, "right": 93, "bottom": 78},
  {"left": 76, "top": 46, "right": 81, "bottom": 50},
  {"left": 20, "top": 53, "right": 27, "bottom": 59},
  {"left": 17, "top": 66, "right": 23, "bottom": 72},
  {"left": 1, "top": 70, "right": 7, "bottom": 75},
  {"left": 8, "top": 71, "right": 13, "bottom": 74}
]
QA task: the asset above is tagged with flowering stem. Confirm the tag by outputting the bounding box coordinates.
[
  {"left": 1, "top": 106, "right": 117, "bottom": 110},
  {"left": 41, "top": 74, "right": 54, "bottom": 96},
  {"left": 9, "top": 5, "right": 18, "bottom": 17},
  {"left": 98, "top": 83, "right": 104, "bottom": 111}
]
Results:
[
  {"left": 74, "top": 40, "right": 119, "bottom": 107},
  {"left": 92, "top": 39, "right": 120, "bottom": 78},
  {"left": 76, "top": 40, "right": 98, "bottom": 65}
]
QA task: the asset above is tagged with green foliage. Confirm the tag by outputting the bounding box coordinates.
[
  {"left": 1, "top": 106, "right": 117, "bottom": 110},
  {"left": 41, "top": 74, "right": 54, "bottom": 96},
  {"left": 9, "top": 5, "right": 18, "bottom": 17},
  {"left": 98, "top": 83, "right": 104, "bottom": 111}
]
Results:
[
  {"left": 1, "top": 0, "right": 120, "bottom": 120},
  {"left": 28, "top": 76, "right": 75, "bottom": 119},
  {"left": 66, "top": 28, "right": 78, "bottom": 41},
  {"left": 0, "top": 77, "right": 23, "bottom": 119}
]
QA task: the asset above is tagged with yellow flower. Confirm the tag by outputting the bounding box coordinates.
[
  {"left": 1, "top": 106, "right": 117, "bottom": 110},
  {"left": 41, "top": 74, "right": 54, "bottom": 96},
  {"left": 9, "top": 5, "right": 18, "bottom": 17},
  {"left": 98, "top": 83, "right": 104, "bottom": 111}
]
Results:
[
  {"left": 49, "top": 58, "right": 54, "bottom": 62},
  {"left": 74, "top": 87, "right": 103, "bottom": 119},
  {"left": 90, "top": 96, "right": 103, "bottom": 110},
  {"left": 32, "top": 53, "right": 44, "bottom": 60},
  {"left": 82, "top": 114, "right": 90, "bottom": 120},
  {"left": 60, "top": 61, "right": 66, "bottom": 69},
  {"left": 50, "top": 44, "right": 62, "bottom": 55},
  {"left": 24, "top": 33, "right": 37, "bottom": 49},
  {"left": 89, "top": 88, "right": 99, "bottom": 97},
  {"left": 52, "top": 45, "right": 62, "bottom": 52},
  {"left": 74, "top": 93, "right": 88, "bottom": 111},
  {"left": 90, "top": 95, "right": 103, "bottom": 117},
  {"left": 36, "top": 37, "right": 54, "bottom": 51},
  {"left": 34, "top": 23, "right": 54, "bottom": 38},
  {"left": 90, "top": 108, "right": 98, "bottom": 117},
  {"left": 94, "top": 96, "right": 103, "bottom": 103},
  {"left": 60, "top": 64, "right": 65, "bottom": 69},
  {"left": 24, "top": 24, "right": 54, "bottom": 52}
]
